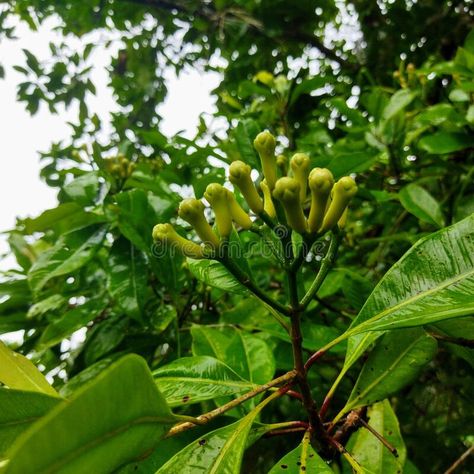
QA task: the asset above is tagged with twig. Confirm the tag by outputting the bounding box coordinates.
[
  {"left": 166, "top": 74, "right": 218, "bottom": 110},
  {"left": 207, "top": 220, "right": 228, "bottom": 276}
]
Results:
[
  {"left": 444, "top": 445, "right": 474, "bottom": 474},
  {"left": 165, "top": 370, "right": 297, "bottom": 437},
  {"left": 304, "top": 348, "right": 328, "bottom": 373},
  {"left": 263, "top": 421, "right": 309, "bottom": 438},
  {"left": 300, "top": 232, "right": 342, "bottom": 310}
]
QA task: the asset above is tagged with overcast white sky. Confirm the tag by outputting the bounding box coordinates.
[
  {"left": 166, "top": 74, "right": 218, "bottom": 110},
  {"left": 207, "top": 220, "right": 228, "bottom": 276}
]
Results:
[{"left": 0, "top": 17, "right": 220, "bottom": 269}]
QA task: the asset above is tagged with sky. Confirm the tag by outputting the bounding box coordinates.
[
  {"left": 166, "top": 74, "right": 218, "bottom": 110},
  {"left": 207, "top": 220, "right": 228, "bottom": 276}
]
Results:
[
  {"left": 0, "top": 16, "right": 220, "bottom": 270},
  {"left": 0, "top": 16, "right": 220, "bottom": 344}
]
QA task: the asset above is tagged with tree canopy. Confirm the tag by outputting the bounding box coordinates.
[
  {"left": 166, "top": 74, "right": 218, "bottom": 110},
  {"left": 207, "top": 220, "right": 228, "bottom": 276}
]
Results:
[{"left": 0, "top": 1, "right": 473, "bottom": 473}]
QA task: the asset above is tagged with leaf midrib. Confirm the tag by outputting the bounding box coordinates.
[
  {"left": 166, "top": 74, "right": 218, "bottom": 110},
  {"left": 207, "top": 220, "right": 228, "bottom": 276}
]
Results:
[
  {"left": 351, "top": 267, "right": 474, "bottom": 335},
  {"left": 347, "top": 335, "right": 424, "bottom": 409}
]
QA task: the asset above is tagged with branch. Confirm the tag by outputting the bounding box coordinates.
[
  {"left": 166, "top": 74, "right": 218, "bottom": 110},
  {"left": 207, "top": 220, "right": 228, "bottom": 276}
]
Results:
[
  {"left": 165, "top": 370, "right": 297, "bottom": 437},
  {"left": 444, "top": 444, "right": 474, "bottom": 474},
  {"left": 287, "top": 268, "right": 328, "bottom": 446},
  {"left": 300, "top": 231, "right": 342, "bottom": 310}
]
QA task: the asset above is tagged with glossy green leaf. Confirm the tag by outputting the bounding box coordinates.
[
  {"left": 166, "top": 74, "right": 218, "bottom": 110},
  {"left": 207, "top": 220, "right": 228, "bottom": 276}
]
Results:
[
  {"left": 3, "top": 355, "right": 177, "bottom": 474},
  {"left": 268, "top": 431, "right": 333, "bottom": 473},
  {"left": 349, "top": 214, "right": 474, "bottom": 336},
  {"left": 115, "top": 189, "right": 172, "bottom": 254},
  {"left": 0, "top": 388, "right": 60, "bottom": 458},
  {"left": 343, "top": 401, "right": 406, "bottom": 474},
  {"left": 187, "top": 259, "right": 246, "bottom": 295},
  {"left": 418, "top": 131, "right": 474, "bottom": 154},
  {"left": 0, "top": 342, "right": 57, "bottom": 396},
  {"left": 108, "top": 237, "right": 147, "bottom": 322},
  {"left": 331, "top": 215, "right": 474, "bottom": 403},
  {"left": 28, "top": 224, "right": 107, "bottom": 293},
  {"left": 83, "top": 315, "right": 129, "bottom": 365},
  {"left": 233, "top": 119, "right": 261, "bottom": 170},
  {"left": 191, "top": 326, "right": 275, "bottom": 384},
  {"left": 156, "top": 393, "right": 278, "bottom": 473},
  {"left": 340, "top": 329, "right": 437, "bottom": 416},
  {"left": 153, "top": 356, "right": 256, "bottom": 407},
  {"left": 382, "top": 89, "right": 417, "bottom": 121},
  {"left": 399, "top": 184, "right": 444, "bottom": 227},
  {"left": 27, "top": 294, "right": 66, "bottom": 320},
  {"left": 327, "top": 151, "right": 378, "bottom": 178},
  {"left": 22, "top": 202, "right": 105, "bottom": 235},
  {"left": 38, "top": 298, "right": 107, "bottom": 350},
  {"left": 62, "top": 172, "right": 102, "bottom": 206}
]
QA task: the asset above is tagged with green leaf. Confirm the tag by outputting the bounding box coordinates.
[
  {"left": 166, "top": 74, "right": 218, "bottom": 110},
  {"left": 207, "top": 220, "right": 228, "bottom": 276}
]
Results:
[
  {"left": 382, "top": 89, "right": 417, "bottom": 121},
  {"left": 289, "top": 76, "right": 328, "bottom": 106},
  {"left": 187, "top": 258, "right": 246, "bottom": 294},
  {"left": 331, "top": 215, "right": 474, "bottom": 401},
  {"left": 108, "top": 238, "right": 147, "bottom": 322},
  {"left": 0, "top": 388, "right": 60, "bottom": 458},
  {"left": 191, "top": 325, "right": 275, "bottom": 384},
  {"left": 343, "top": 401, "right": 406, "bottom": 474},
  {"left": 349, "top": 214, "right": 474, "bottom": 336},
  {"left": 38, "top": 298, "right": 108, "bottom": 350},
  {"left": 28, "top": 224, "right": 107, "bottom": 294},
  {"left": 340, "top": 329, "right": 437, "bottom": 416},
  {"left": 22, "top": 202, "right": 105, "bottom": 235},
  {"left": 268, "top": 431, "right": 333, "bottom": 473},
  {"left": 326, "top": 151, "right": 378, "bottom": 178},
  {"left": 3, "top": 355, "right": 177, "bottom": 474},
  {"left": 233, "top": 119, "right": 261, "bottom": 170},
  {"left": 153, "top": 356, "right": 256, "bottom": 407},
  {"left": 62, "top": 172, "right": 103, "bottom": 206},
  {"left": 83, "top": 315, "right": 129, "bottom": 366},
  {"left": 27, "top": 294, "right": 66, "bottom": 320},
  {"left": 156, "top": 393, "right": 278, "bottom": 473},
  {"left": 399, "top": 183, "right": 444, "bottom": 227},
  {"left": 115, "top": 189, "right": 166, "bottom": 253},
  {"left": 418, "top": 131, "right": 474, "bottom": 154},
  {"left": 0, "top": 342, "right": 57, "bottom": 396}
]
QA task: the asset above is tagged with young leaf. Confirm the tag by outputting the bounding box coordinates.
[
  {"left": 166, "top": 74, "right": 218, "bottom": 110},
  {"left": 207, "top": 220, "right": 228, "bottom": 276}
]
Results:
[
  {"left": 0, "top": 388, "right": 60, "bottom": 458},
  {"left": 343, "top": 400, "right": 406, "bottom": 474},
  {"left": 0, "top": 342, "right": 57, "bottom": 396},
  {"left": 339, "top": 329, "right": 437, "bottom": 417},
  {"left": 153, "top": 356, "right": 256, "bottom": 407},
  {"left": 3, "top": 355, "right": 177, "bottom": 474},
  {"left": 399, "top": 184, "right": 444, "bottom": 227},
  {"left": 268, "top": 430, "right": 333, "bottom": 473}
]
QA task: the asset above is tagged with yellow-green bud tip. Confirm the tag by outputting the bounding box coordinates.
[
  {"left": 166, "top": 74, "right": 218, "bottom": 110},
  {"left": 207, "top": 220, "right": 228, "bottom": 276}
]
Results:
[
  {"left": 308, "top": 168, "right": 334, "bottom": 193},
  {"left": 273, "top": 177, "right": 300, "bottom": 203},
  {"left": 253, "top": 130, "right": 276, "bottom": 155},
  {"left": 204, "top": 183, "right": 228, "bottom": 202},
  {"left": 290, "top": 153, "right": 310, "bottom": 172},
  {"left": 178, "top": 198, "right": 205, "bottom": 220},
  {"left": 152, "top": 223, "right": 174, "bottom": 241},
  {"left": 335, "top": 176, "right": 358, "bottom": 198},
  {"left": 229, "top": 160, "right": 252, "bottom": 183}
]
